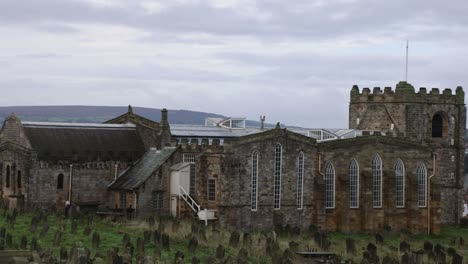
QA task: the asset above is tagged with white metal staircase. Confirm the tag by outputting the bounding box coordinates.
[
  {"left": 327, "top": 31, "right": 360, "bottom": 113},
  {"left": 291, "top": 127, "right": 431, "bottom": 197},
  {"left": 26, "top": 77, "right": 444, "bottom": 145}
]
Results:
[{"left": 178, "top": 185, "right": 216, "bottom": 225}]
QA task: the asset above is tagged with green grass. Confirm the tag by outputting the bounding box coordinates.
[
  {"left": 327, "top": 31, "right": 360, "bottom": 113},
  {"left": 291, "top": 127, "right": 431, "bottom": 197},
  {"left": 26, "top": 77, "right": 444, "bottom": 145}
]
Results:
[{"left": 0, "top": 209, "right": 467, "bottom": 263}]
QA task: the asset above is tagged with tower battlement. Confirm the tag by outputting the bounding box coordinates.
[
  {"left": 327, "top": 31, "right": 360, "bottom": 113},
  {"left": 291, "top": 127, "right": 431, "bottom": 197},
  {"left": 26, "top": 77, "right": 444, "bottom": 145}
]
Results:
[{"left": 350, "top": 81, "right": 465, "bottom": 105}]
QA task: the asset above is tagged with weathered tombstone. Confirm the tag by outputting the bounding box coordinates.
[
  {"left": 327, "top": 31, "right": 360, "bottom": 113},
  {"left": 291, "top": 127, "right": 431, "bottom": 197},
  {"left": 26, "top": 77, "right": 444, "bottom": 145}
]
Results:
[
  {"left": 412, "top": 250, "right": 424, "bottom": 264},
  {"left": 6, "top": 233, "right": 12, "bottom": 248},
  {"left": 452, "top": 253, "right": 463, "bottom": 264},
  {"left": 30, "top": 237, "right": 38, "bottom": 251},
  {"left": 136, "top": 237, "right": 144, "bottom": 258},
  {"left": 60, "top": 246, "right": 68, "bottom": 261},
  {"left": 0, "top": 226, "right": 6, "bottom": 239},
  {"left": 188, "top": 236, "right": 198, "bottom": 253},
  {"left": 423, "top": 241, "right": 433, "bottom": 252},
  {"left": 161, "top": 233, "right": 170, "bottom": 249},
  {"left": 447, "top": 247, "right": 456, "bottom": 256},
  {"left": 401, "top": 252, "right": 410, "bottom": 264},
  {"left": 366, "top": 243, "right": 377, "bottom": 256},
  {"left": 122, "top": 253, "right": 132, "bottom": 264},
  {"left": 153, "top": 230, "right": 161, "bottom": 245},
  {"left": 346, "top": 238, "right": 356, "bottom": 255},
  {"left": 20, "top": 235, "right": 27, "bottom": 250},
  {"left": 92, "top": 232, "right": 101, "bottom": 249},
  {"left": 53, "top": 230, "right": 62, "bottom": 246},
  {"left": 12, "top": 208, "right": 18, "bottom": 219},
  {"left": 191, "top": 256, "right": 200, "bottom": 264},
  {"left": 229, "top": 231, "right": 240, "bottom": 248},
  {"left": 382, "top": 255, "right": 398, "bottom": 264},
  {"left": 288, "top": 241, "right": 299, "bottom": 252},
  {"left": 68, "top": 247, "right": 91, "bottom": 264},
  {"left": 30, "top": 216, "right": 39, "bottom": 233},
  {"left": 141, "top": 256, "right": 154, "bottom": 264},
  {"left": 122, "top": 234, "right": 131, "bottom": 249},
  {"left": 147, "top": 216, "right": 155, "bottom": 228},
  {"left": 458, "top": 236, "right": 464, "bottom": 247},
  {"left": 242, "top": 233, "right": 252, "bottom": 248},
  {"left": 400, "top": 241, "right": 410, "bottom": 252},
  {"left": 143, "top": 231, "right": 151, "bottom": 244},
  {"left": 281, "top": 248, "right": 295, "bottom": 263},
  {"left": 216, "top": 244, "right": 225, "bottom": 260},
  {"left": 375, "top": 233, "right": 384, "bottom": 245}
]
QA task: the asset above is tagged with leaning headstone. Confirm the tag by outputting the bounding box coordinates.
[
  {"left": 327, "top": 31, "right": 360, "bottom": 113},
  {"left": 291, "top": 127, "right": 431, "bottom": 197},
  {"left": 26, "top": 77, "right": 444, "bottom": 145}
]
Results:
[
  {"left": 20, "top": 235, "right": 27, "bottom": 250},
  {"left": 346, "top": 238, "right": 356, "bottom": 255},
  {"left": 216, "top": 245, "right": 225, "bottom": 260},
  {"left": 92, "top": 232, "right": 101, "bottom": 249},
  {"left": 136, "top": 237, "right": 144, "bottom": 258},
  {"left": 229, "top": 231, "right": 240, "bottom": 248},
  {"left": 188, "top": 236, "right": 198, "bottom": 253},
  {"left": 375, "top": 233, "right": 384, "bottom": 245}
]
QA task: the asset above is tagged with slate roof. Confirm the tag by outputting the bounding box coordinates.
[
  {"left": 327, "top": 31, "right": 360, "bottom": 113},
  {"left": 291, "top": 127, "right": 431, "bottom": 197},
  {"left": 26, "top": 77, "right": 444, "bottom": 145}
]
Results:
[
  {"left": 171, "top": 123, "right": 360, "bottom": 142},
  {"left": 22, "top": 121, "right": 145, "bottom": 161},
  {"left": 108, "top": 147, "right": 177, "bottom": 191}
]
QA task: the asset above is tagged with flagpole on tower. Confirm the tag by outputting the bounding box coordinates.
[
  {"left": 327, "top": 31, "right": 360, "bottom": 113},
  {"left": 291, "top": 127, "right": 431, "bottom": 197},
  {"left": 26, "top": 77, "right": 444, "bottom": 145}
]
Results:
[{"left": 405, "top": 40, "right": 409, "bottom": 82}]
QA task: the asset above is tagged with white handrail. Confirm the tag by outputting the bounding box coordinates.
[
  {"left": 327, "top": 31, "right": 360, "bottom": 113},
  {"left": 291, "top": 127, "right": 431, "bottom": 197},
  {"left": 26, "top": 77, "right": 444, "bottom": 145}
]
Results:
[{"left": 179, "top": 185, "right": 200, "bottom": 213}]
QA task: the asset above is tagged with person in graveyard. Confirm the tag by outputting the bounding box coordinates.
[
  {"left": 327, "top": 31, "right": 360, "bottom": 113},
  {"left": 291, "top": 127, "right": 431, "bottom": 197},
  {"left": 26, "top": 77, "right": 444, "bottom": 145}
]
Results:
[{"left": 65, "top": 200, "right": 71, "bottom": 217}]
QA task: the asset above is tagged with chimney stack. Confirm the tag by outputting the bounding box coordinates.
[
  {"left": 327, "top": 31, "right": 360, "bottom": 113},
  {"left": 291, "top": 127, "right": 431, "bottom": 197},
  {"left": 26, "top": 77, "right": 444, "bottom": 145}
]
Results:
[{"left": 160, "top": 108, "right": 172, "bottom": 148}]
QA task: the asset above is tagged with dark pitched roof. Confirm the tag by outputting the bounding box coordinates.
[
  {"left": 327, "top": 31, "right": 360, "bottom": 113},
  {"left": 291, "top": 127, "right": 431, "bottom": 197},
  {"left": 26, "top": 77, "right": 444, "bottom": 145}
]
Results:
[
  {"left": 108, "top": 147, "right": 177, "bottom": 191},
  {"left": 22, "top": 122, "right": 146, "bottom": 161}
]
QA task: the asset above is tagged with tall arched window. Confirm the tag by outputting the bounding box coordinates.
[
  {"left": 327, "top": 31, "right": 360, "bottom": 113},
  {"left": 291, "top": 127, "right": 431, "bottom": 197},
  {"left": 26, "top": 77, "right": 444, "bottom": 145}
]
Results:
[
  {"left": 57, "top": 173, "right": 64, "bottom": 190},
  {"left": 6, "top": 165, "right": 10, "bottom": 188},
  {"left": 417, "top": 162, "right": 427, "bottom": 207},
  {"left": 325, "top": 162, "right": 335, "bottom": 209},
  {"left": 349, "top": 159, "right": 359, "bottom": 208},
  {"left": 372, "top": 154, "right": 382, "bottom": 208},
  {"left": 251, "top": 150, "right": 259, "bottom": 211},
  {"left": 297, "top": 152, "right": 304, "bottom": 209},
  {"left": 432, "top": 113, "right": 447, "bottom": 138},
  {"left": 395, "top": 159, "right": 405, "bottom": 208},
  {"left": 273, "top": 143, "right": 282, "bottom": 209},
  {"left": 17, "top": 170, "right": 22, "bottom": 189}
]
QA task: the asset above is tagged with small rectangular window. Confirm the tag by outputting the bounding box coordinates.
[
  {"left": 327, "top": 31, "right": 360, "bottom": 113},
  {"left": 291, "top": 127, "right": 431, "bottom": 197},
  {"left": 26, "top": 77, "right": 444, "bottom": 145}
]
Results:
[
  {"left": 183, "top": 153, "right": 195, "bottom": 163},
  {"left": 207, "top": 179, "right": 216, "bottom": 201},
  {"left": 153, "top": 191, "right": 164, "bottom": 209}
]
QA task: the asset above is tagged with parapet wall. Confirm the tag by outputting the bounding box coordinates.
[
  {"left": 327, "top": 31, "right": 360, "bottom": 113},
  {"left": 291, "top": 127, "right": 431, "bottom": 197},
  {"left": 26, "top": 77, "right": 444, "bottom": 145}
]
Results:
[{"left": 350, "top": 81, "right": 465, "bottom": 105}]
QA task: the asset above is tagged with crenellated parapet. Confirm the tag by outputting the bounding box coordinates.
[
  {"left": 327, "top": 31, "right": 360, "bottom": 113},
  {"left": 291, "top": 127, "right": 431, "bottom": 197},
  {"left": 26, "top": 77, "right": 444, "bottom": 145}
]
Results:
[
  {"left": 350, "top": 81, "right": 465, "bottom": 105},
  {"left": 35, "top": 160, "right": 129, "bottom": 170}
]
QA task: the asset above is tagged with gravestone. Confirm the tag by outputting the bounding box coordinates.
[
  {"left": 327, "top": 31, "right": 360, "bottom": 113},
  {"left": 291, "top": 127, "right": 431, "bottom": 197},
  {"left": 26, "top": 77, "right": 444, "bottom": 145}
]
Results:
[
  {"left": 375, "top": 233, "right": 384, "bottom": 245},
  {"left": 40, "top": 223, "right": 49, "bottom": 238},
  {"left": 92, "top": 232, "right": 101, "bottom": 249},
  {"left": 143, "top": 231, "right": 151, "bottom": 244},
  {"left": 288, "top": 241, "right": 299, "bottom": 252},
  {"left": 71, "top": 219, "right": 78, "bottom": 234},
  {"left": 400, "top": 241, "right": 410, "bottom": 252},
  {"left": 153, "top": 230, "right": 161, "bottom": 245},
  {"left": 53, "top": 230, "right": 62, "bottom": 246},
  {"left": 83, "top": 225, "right": 92, "bottom": 236},
  {"left": 174, "top": 251, "right": 184, "bottom": 264},
  {"left": 216, "top": 245, "right": 225, "bottom": 260},
  {"left": 136, "top": 237, "right": 144, "bottom": 258},
  {"left": 20, "top": 236, "right": 27, "bottom": 250},
  {"left": 452, "top": 253, "right": 463, "bottom": 264},
  {"left": 191, "top": 256, "right": 200, "bottom": 264},
  {"left": 6, "top": 233, "right": 12, "bottom": 248},
  {"left": 346, "top": 238, "right": 356, "bottom": 255},
  {"left": 161, "top": 234, "right": 170, "bottom": 249},
  {"left": 188, "top": 236, "right": 198, "bottom": 253},
  {"left": 229, "top": 231, "right": 240, "bottom": 248},
  {"left": 242, "top": 233, "right": 252, "bottom": 248},
  {"left": 30, "top": 237, "right": 38, "bottom": 251},
  {"left": 423, "top": 241, "right": 433, "bottom": 252}
]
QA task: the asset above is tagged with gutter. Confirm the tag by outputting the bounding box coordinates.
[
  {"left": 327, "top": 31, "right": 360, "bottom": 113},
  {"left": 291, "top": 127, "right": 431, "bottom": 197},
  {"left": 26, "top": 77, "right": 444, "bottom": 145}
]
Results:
[{"left": 428, "top": 152, "right": 436, "bottom": 235}]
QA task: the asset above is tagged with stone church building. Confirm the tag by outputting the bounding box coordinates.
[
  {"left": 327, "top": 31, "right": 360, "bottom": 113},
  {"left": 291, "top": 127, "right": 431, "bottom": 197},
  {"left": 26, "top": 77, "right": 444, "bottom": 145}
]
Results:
[{"left": 0, "top": 81, "right": 465, "bottom": 233}]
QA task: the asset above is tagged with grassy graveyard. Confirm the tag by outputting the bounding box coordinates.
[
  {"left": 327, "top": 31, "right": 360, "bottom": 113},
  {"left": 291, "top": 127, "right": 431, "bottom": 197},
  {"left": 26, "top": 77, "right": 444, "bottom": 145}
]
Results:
[{"left": 0, "top": 207, "right": 467, "bottom": 263}]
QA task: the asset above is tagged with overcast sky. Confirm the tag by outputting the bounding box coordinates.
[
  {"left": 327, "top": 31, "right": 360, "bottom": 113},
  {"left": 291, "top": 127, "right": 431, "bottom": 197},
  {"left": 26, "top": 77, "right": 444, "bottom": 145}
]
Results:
[{"left": 1, "top": 0, "right": 467, "bottom": 128}]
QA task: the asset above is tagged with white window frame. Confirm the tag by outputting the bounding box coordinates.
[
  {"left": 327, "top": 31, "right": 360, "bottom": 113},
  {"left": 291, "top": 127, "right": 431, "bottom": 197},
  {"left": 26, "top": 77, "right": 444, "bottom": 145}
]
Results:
[
  {"left": 297, "top": 152, "right": 305, "bottom": 210},
  {"left": 207, "top": 178, "right": 216, "bottom": 201},
  {"left": 325, "top": 162, "right": 335, "bottom": 209},
  {"left": 395, "top": 159, "right": 405, "bottom": 208},
  {"left": 251, "top": 150, "right": 259, "bottom": 211},
  {"left": 372, "top": 154, "right": 383, "bottom": 208},
  {"left": 349, "top": 159, "right": 359, "bottom": 208},
  {"left": 273, "top": 143, "right": 282, "bottom": 210},
  {"left": 417, "top": 162, "right": 427, "bottom": 208}
]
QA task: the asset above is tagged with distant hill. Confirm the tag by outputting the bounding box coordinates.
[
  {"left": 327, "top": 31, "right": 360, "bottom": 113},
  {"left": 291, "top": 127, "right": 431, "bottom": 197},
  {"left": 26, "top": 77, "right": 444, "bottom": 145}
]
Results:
[{"left": 0, "top": 105, "right": 268, "bottom": 127}]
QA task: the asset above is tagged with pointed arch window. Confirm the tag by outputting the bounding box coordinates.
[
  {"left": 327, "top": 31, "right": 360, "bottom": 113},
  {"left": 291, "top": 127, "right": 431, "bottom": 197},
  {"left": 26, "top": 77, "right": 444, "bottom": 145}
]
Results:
[
  {"left": 325, "top": 162, "right": 335, "bottom": 209},
  {"left": 6, "top": 165, "right": 10, "bottom": 188},
  {"left": 17, "top": 170, "right": 22, "bottom": 189},
  {"left": 417, "top": 162, "right": 427, "bottom": 207},
  {"left": 372, "top": 154, "right": 382, "bottom": 208},
  {"left": 251, "top": 150, "right": 259, "bottom": 211},
  {"left": 349, "top": 159, "right": 359, "bottom": 208},
  {"left": 297, "top": 152, "right": 304, "bottom": 209},
  {"left": 273, "top": 143, "right": 282, "bottom": 209},
  {"left": 395, "top": 159, "right": 405, "bottom": 208}
]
